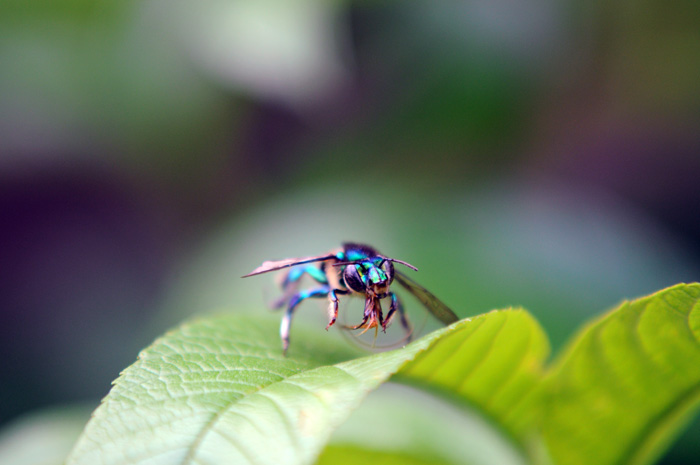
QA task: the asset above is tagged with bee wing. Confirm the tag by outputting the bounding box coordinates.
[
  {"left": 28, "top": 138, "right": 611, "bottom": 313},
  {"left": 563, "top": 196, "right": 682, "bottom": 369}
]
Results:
[
  {"left": 394, "top": 270, "right": 459, "bottom": 325},
  {"left": 242, "top": 253, "right": 339, "bottom": 278}
]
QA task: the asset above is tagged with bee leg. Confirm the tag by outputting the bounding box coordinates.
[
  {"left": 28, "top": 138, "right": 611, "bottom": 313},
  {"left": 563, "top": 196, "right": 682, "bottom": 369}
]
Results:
[
  {"left": 282, "top": 265, "right": 328, "bottom": 286},
  {"left": 348, "top": 314, "right": 369, "bottom": 330},
  {"left": 383, "top": 292, "right": 412, "bottom": 341},
  {"left": 350, "top": 297, "right": 376, "bottom": 333},
  {"left": 377, "top": 299, "right": 385, "bottom": 331},
  {"left": 326, "top": 289, "right": 349, "bottom": 330},
  {"left": 280, "top": 286, "right": 329, "bottom": 354},
  {"left": 272, "top": 266, "right": 329, "bottom": 309},
  {"left": 382, "top": 292, "right": 400, "bottom": 330}
]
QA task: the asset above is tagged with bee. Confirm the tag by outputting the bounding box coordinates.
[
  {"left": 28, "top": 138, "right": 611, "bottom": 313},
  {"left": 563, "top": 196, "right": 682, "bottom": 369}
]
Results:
[{"left": 242, "top": 242, "right": 458, "bottom": 353}]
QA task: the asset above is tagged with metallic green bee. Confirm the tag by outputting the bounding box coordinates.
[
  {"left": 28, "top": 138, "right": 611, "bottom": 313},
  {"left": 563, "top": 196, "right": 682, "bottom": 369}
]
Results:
[{"left": 242, "top": 242, "right": 458, "bottom": 353}]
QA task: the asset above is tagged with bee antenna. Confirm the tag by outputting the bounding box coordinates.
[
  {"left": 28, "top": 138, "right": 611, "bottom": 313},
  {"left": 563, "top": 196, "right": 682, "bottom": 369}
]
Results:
[
  {"left": 380, "top": 256, "right": 418, "bottom": 271},
  {"left": 333, "top": 257, "right": 418, "bottom": 271}
]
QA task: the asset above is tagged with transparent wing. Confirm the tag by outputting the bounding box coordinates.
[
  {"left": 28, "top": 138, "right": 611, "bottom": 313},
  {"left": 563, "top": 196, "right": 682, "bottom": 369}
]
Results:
[
  {"left": 242, "top": 253, "right": 339, "bottom": 278},
  {"left": 394, "top": 270, "right": 459, "bottom": 325}
]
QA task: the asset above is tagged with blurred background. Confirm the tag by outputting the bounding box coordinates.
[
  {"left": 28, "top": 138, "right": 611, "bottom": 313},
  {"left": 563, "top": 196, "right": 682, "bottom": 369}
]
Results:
[{"left": 1, "top": 0, "right": 699, "bottom": 463}]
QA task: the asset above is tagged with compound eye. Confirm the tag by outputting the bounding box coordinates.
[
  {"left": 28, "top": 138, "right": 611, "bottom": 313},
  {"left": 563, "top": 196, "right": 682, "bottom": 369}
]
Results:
[
  {"left": 381, "top": 260, "right": 395, "bottom": 284},
  {"left": 343, "top": 265, "right": 365, "bottom": 292}
]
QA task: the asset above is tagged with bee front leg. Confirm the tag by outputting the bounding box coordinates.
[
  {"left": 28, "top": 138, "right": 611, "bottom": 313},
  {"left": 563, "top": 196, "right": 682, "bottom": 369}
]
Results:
[
  {"left": 280, "top": 286, "right": 329, "bottom": 354},
  {"left": 326, "top": 289, "right": 349, "bottom": 330},
  {"left": 384, "top": 292, "right": 412, "bottom": 341}
]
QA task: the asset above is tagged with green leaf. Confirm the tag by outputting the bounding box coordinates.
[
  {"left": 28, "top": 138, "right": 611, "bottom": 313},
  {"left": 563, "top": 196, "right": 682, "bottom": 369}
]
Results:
[
  {"left": 66, "top": 308, "right": 547, "bottom": 465},
  {"left": 318, "top": 445, "right": 453, "bottom": 465},
  {"left": 397, "top": 309, "right": 549, "bottom": 442},
  {"left": 65, "top": 315, "right": 360, "bottom": 465},
  {"left": 542, "top": 283, "right": 700, "bottom": 465}
]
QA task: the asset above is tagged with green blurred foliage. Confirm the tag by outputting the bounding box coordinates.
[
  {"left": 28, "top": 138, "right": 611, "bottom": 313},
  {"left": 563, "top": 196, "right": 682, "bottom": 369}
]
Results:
[
  {"left": 319, "top": 384, "right": 526, "bottom": 465},
  {"left": 0, "top": 405, "right": 92, "bottom": 465}
]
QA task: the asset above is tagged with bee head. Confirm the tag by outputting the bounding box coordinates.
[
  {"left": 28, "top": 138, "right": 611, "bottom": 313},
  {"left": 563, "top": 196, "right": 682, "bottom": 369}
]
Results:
[{"left": 341, "top": 258, "right": 395, "bottom": 295}]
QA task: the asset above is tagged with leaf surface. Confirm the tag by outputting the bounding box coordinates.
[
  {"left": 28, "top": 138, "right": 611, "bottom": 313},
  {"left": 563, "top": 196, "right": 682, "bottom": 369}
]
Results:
[
  {"left": 67, "top": 309, "right": 548, "bottom": 465},
  {"left": 543, "top": 283, "right": 700, "bottom": 465},
  {"left": 398, "top": 309, "right": 549, "bottom": 441}
]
